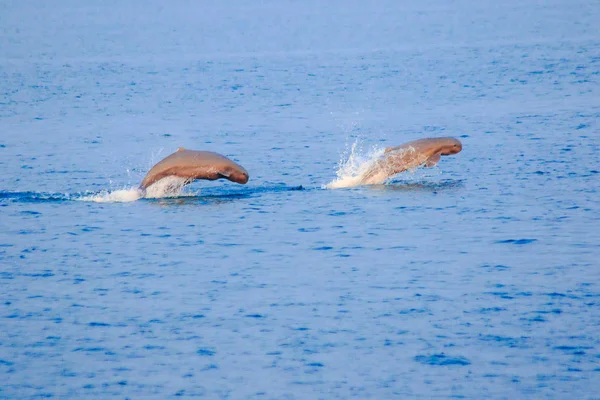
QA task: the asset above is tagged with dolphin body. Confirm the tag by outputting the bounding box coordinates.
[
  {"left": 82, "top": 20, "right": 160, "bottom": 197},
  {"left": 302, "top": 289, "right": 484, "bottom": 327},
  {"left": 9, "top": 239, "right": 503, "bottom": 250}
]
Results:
[
  {"left": 359, "top": 137, "right": 462, "bottom": 185},
  {"left": 139, "top": 148, "right": 249, "bottom": 190}
]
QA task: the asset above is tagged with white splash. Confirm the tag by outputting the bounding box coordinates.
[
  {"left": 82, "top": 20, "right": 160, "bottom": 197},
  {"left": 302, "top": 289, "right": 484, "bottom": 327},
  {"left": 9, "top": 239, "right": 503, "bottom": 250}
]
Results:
[
  {"left": 324, "top": 139, "right": 439, "bottom": 189},
  {"left": 80, "top": 187, "right": 144, "bottom": 203},
  {"left": 79, "top": 176, "right": 197, "bottom": 203},
  {"left": 324, "top": 139, "right": 386, "bottom": 189},
  {"left": 143, "top": 176, "right": 192, "bottom": 198}
]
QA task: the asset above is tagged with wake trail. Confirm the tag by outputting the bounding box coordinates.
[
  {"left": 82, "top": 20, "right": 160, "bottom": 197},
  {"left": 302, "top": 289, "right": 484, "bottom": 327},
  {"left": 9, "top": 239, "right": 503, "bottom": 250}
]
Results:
[
  {"left": 0, "top": 177, "right": 196, "bottom": 204},
  {"left": 0, "top": 181, "right": 305, "bottom": 205}
]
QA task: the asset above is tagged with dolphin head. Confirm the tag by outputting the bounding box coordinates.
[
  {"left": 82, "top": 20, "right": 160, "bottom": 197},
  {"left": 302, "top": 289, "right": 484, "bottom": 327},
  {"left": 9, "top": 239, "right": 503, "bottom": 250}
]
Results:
[
  {"left": 221, "top": 165, "right": 249, "bottom": 184},
  {"left": 230, "top": 169, "right": 249, "bottom": 184},
  {"left": 439, "top": 138, "right": 463, "bottom": 155}
]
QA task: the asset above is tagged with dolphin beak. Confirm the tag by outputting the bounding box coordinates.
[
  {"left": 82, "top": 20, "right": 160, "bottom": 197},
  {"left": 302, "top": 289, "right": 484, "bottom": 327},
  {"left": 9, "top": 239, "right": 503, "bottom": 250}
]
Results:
[{"left": 234, "top": 171, "right": 249, "bottom": 184}]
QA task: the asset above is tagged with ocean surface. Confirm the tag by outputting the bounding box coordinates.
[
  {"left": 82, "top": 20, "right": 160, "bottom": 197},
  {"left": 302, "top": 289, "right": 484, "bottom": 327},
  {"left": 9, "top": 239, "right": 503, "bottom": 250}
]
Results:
[{"left": 1, "top": 0, "right": 599, "bottom": 398}]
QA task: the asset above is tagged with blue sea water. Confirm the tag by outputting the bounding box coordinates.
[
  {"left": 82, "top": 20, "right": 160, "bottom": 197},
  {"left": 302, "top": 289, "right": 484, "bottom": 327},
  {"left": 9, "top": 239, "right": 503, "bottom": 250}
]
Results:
[{"left": 1, "top": 0, "right": 600, "bottom": 398}]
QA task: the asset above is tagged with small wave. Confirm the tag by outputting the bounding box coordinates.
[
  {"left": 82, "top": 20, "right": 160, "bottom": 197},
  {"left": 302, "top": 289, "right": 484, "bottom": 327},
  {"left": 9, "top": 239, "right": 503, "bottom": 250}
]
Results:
[
  {"left": 367, "top": 179, "right": 463, "bottom": 192},
  {"left": 0, "top": 191, "right": 71, "bottom": 203}
]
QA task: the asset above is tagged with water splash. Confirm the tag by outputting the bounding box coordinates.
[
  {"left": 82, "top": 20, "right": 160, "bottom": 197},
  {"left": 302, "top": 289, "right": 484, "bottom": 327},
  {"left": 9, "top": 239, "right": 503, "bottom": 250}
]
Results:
[
  {"left": 324, "top": 139, "right": 385, "bottom": 189},
  {"left": 324, "top": 139, "right": 441, "bottom": 189},
  {"left": 80, "top": 176, "right": 196, "bottom": 203},
  {"left": 143, "top": 176, "right": 194, "bottom": 199},
  {"left": 79, "top": 187, "right": 144, "bottom": 203}
]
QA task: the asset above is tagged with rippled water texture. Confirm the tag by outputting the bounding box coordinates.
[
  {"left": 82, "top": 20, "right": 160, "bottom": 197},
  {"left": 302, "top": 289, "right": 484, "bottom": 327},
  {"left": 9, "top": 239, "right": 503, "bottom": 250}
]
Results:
[{"left": 1, "top": 0, "right": 599, "bottom": 399}]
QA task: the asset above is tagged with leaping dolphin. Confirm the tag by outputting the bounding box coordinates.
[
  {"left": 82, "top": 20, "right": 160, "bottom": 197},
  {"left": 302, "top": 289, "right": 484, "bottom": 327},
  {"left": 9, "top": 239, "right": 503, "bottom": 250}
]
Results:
[
  {"left": 139, "top": 148, "right": 249, "bottom": 190},
  {"left": 359, "top": 137, "right": 462, "bottom": 185}
]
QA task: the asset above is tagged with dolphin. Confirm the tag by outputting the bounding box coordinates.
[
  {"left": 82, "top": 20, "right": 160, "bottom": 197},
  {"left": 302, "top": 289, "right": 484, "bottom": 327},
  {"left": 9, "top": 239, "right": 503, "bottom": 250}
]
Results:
[
  {"left": 139, "top": 148, "right": 249, "bottom": 190},
  {"left": 359, "top": 137, "right": 462, "bottom": 185}
]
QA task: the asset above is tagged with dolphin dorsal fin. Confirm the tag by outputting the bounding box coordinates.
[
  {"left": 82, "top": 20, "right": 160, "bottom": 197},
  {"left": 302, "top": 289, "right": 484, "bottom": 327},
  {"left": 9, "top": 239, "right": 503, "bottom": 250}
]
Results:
[{"left": 177, "top": 147, "right": 186, "bottom": 152}]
